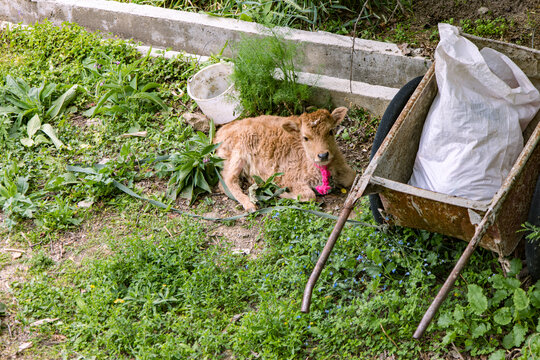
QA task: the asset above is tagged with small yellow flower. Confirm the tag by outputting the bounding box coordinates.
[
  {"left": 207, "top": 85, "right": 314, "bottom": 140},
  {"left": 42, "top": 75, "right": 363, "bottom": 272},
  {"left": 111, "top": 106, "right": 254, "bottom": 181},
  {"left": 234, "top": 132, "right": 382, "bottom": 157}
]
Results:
[
  {"left": 310, "top": 322, "right": 314, "bottom": 325},
  {"left": 284, "top": 322, "right": 288, "bottom": 325},
  {"left": 162, "top": 284, "right": 167, "bottom": 287},
  {"left": 90, "top": 285, "right": 95, "bottom": 289},
  {"left": 113, "top": 299, "right": 125, "bottom": 304},
  {"left": 341, "top": 188, "right": 347, "bottom": 194}
]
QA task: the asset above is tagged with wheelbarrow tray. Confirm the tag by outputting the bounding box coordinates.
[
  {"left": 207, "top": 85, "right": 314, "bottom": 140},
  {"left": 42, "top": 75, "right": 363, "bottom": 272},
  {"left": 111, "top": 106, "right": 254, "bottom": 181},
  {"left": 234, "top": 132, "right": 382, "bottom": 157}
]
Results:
[
  {"left": 301, "top": 32, "right": 540, "bottom": 337},
  {"left": 364, "top": 56, "right": 540, "bottom": 257}
]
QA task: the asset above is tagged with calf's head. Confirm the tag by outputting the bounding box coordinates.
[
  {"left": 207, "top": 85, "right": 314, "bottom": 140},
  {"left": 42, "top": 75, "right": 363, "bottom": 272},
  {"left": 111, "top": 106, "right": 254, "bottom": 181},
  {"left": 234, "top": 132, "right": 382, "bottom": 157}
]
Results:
[{"left": 283, "top": 107, "right": 348, "bottom": 166}]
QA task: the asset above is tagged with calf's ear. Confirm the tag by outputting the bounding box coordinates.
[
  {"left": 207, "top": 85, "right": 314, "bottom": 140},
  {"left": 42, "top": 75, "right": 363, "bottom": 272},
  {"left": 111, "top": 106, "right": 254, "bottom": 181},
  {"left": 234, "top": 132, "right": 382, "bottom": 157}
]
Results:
[
  {"left": 331, "top": 107, "right": 348, "bottom": 125},
  {"left": 283, "top": 120, "right": 300, "bottom": 134}
]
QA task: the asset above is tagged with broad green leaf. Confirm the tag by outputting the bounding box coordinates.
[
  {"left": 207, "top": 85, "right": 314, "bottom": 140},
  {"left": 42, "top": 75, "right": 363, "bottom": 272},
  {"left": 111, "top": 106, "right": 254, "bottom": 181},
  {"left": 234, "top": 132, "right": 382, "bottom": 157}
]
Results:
[
  {"left": 180, "top": 182, "right": 194, "bottom": 201},
  {"left": 488, "top": 350, "right": 506, "bottom": 360},
  {"left": 40, "top": 82, "right": 57, "bottom": 103},
  {"left": 505, "top": 277, "right": 521, "bottom": 290},
  {"left": 441, "top": 330, "right": 457, "bottom": 345},
  {"left": 0, "top": 184, "right": 11, "bottom": 200},
  {"left": 273, "top": 187, "right": 287, "bottom": 197},
  {"left": 131, "top": 92, "right": 169, "bottom": 110},
  {"left": 471, "top": 322, "right": 490, "bottom": 339},
  {"left": 200, "top": 143, "right": 220, "bottom": 156},
  {"left": 40, "top": 124, "right": 64, "bottom": 149},
  {"left": 239, "top": 13, "right": 253, "bottom": 22},
  {"left": 437, "top": 312, "right": 452, "bottom": 328},
  {"left": 33, "top": 134, "right": 49, "bottom": 146},
  {"left": 105, "top": 104, "right": 130, "bottom": 115},
  {"left": 27, "top": 114, "right": 41, "bottom": 137},
  {"left": 195, "top": 170, "right": 211, "bottom": 193},
  {"left": 129, "top": 75, "right": 138, "bottom": 90},
  {"left": 46, "top": 84, "right": 79, "bottom": 119},
  {"left": 531, "top": 286, "right": 540, "bottom": 308},
  {"left": 20, "top": 137, "right": 34, "bottom": 147},
  {"left": 490, "top": 274, "right": 507, "bottom": 289},
  {"left": 5, "top": 75, "right": 27, "bottom": 98},
  {"left": 508, "top": 258, "right": 522, "bottom": 277},
  {"left": 513, "top": 323, "right": 527, "bottom": 347},
  {"left": 267, "top": 172, "right": 284, "bottom": 183},
  {"left": 83, "top": 89, "right": 115, "bottom": 117},
  {"left": 0, "top": 106, "right": 18, "bottom": 115},
  {"left": 502, "top": 332, "right": 514, "bottom": 349},
  {"left": 491, "top": 289, "right": 509, "bottom": 306},
  {"left": 16, "top": 177, "right": 29, "bottom": 195},
  {"left": 467, "top": 284, "right": 487, "bottom": 315},
  {"left": 5, "top": 95, "right": 33, "bottom": 110},
  {"left": 252, "top": 175, "right": 265, "bottom": 186},
  {"left": 174, "top": 166, "right": 193, "bottom": 187},
  {"left": 493, "top": 307, "right": 512, "bottom": 325},
  {"left": 140, "top": 82, "right": 160, "bottom": 92},
  {"left": 513, "top": 288, "right": 529, "bottom": 311}
]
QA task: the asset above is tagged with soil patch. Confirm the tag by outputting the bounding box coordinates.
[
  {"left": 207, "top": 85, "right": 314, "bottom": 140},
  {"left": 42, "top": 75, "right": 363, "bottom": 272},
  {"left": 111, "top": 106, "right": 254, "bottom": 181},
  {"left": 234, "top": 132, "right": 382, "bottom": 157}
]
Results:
[{"left": 382, "top": 0, "right": 539, "bottom": 56}]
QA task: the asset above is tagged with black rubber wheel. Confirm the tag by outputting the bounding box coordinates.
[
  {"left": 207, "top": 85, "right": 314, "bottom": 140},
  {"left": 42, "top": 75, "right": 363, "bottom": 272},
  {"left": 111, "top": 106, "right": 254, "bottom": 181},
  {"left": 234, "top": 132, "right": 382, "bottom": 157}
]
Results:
[
  {"left": 369, "top": 76, "right": 424, "bottom": 224},
  {"left": 525, "top": 175, "right": 540, "bottom": 281}
]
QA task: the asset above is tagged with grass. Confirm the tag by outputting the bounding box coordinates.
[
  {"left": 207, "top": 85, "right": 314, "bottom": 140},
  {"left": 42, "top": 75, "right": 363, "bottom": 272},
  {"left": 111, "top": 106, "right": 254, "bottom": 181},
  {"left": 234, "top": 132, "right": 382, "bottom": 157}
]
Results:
[
  {"left": 113, "top": 0, "right": 410, "bottom": 35},
  {"left": 0, "top": 19, "right": 539, "bottom": 360}
]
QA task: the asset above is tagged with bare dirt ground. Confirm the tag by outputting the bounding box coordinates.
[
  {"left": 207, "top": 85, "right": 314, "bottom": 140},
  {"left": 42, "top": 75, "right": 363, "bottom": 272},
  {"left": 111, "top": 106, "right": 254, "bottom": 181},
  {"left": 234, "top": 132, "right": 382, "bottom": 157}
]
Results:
[{"left": 384, "top": 0, "right": 539, "bottom": 56}]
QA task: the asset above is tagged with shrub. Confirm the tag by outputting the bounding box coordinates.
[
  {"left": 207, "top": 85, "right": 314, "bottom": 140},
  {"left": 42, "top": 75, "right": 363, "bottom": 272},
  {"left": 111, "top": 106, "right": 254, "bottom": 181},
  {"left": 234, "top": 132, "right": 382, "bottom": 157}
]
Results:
[{"left": 231, "top": 32, "right": 312, "bottom": 115}]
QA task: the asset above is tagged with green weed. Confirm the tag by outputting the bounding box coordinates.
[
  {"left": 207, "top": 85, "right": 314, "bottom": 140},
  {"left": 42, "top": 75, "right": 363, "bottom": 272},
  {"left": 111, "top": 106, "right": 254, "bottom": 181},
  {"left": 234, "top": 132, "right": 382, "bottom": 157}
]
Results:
[
  {"left": 231, "top": 32, "right": 311, "bottom": 115},
  {"left": 0, "top": 163, "right": 41, "bottom": 228},
  {"left": 83, "top": 52, "right": 169, "bottom": 119},
  {"left": 28, "top": 251, "right": 55, "bottom": 272},
  {"left": 460, "top": 17, "right": 509, "bottom": 38},
  {"left": 155, "top": 122, "right": 223, "bottom": 204},
  {"left": 114, "top": 0, "right": 410, "bottom": 35},
  {"left": 248, "top": 172, "right": 288, "bottom": 207},
  {"left": 10, "top": 200, "right": 515, "bottom": 359}
]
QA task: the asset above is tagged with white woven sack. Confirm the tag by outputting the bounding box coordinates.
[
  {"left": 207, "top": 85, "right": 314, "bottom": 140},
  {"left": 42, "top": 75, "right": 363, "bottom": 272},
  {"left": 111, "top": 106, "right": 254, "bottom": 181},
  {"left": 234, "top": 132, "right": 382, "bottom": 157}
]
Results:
[{"left": 409, "top": 23, "right": 540, "bottom": 202}]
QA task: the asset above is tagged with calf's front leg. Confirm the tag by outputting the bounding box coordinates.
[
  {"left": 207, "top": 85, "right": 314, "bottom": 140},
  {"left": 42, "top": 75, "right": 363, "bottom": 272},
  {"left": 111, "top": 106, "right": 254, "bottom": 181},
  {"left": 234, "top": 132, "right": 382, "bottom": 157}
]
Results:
[{"left": 220, "top": 156, "right": 257, "bottom": 212}]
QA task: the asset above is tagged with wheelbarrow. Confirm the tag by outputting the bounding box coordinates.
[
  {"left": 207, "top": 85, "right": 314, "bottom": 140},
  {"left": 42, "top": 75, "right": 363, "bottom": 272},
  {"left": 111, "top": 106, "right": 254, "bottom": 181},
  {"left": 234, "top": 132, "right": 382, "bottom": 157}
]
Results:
[{"left": 300, "top": 31, "right": 540, "bottom": 339}]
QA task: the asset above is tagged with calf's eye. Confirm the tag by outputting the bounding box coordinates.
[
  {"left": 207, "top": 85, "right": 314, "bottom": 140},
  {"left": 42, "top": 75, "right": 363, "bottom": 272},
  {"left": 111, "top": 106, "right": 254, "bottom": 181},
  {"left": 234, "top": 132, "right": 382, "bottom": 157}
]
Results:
[{"left": 303, "top": 136, "right": 309, "bottom": 141}]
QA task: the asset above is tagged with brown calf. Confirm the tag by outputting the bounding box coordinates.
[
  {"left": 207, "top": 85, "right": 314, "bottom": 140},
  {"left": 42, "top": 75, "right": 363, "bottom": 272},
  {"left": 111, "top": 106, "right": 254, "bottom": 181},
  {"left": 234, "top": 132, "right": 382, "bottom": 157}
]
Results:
[{"left": 214, "top": 107, "right": 357, "bottom": 212}]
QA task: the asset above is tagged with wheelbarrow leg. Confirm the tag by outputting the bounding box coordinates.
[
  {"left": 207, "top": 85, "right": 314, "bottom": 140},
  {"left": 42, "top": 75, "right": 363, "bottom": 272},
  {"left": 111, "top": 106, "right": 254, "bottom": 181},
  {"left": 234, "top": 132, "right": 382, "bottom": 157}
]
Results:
[
  {"left": 413, "top": 211, "right": 496, "bottom": 339},
  {"left": 301, "top": 198, "right": 358, "bottom": 313},
  {"left": 301, "top": 174, "right": 368, "bottom": 313}
]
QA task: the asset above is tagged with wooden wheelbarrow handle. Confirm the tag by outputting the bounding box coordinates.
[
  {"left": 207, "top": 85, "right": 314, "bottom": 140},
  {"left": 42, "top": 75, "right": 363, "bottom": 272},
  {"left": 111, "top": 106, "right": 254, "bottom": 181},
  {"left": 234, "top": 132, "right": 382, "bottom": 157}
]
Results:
[
  {"left": 301, "top": 174, "right": 368, "bottom": 313},
  {"left": 301, "top": 201, "right": 356, "bottom": 312},
  {"left": 413, "top": 210, "right": 496, "bottom": 338}
]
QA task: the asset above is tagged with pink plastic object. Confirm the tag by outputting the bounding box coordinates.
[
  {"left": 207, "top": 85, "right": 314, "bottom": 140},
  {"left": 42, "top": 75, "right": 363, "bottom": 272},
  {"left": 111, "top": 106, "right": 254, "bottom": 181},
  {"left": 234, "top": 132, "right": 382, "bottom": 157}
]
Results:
[{"left": 315, "top": 164, "right": 331, "bottom": 195}]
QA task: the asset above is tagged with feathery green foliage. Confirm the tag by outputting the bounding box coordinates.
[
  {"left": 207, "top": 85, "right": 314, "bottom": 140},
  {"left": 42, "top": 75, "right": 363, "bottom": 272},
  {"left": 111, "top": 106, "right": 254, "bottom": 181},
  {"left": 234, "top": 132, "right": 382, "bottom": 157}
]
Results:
[{"left": 231, "top": 33, "right": 311, "bottom": 115}]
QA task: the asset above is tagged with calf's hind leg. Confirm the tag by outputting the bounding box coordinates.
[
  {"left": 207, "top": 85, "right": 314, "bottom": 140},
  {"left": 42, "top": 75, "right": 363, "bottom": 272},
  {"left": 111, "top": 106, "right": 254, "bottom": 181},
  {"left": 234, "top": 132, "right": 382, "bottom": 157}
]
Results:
[{"left": 220, "top": 155, "right": 257, "bottom": 212}]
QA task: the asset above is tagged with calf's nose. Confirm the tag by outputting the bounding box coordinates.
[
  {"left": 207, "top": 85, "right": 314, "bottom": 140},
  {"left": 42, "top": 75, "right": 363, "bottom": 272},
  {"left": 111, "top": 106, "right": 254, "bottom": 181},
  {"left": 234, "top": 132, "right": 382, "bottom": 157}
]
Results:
[{"left": 318, "top": 152, "right": 329, "bottom": 161}]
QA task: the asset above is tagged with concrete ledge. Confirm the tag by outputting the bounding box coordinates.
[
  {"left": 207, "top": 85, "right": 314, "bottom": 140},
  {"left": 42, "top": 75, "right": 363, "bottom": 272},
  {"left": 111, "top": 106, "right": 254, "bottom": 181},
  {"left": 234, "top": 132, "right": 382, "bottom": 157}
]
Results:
[
  {"left": 0, "top": 0, "right": 432, "bottom": 116},
  {"left": 297, "top": 72, "right": 398, "bottom": 116},
  {"left": 135, "top": 46, "right": 398, "bottom": 115}
]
